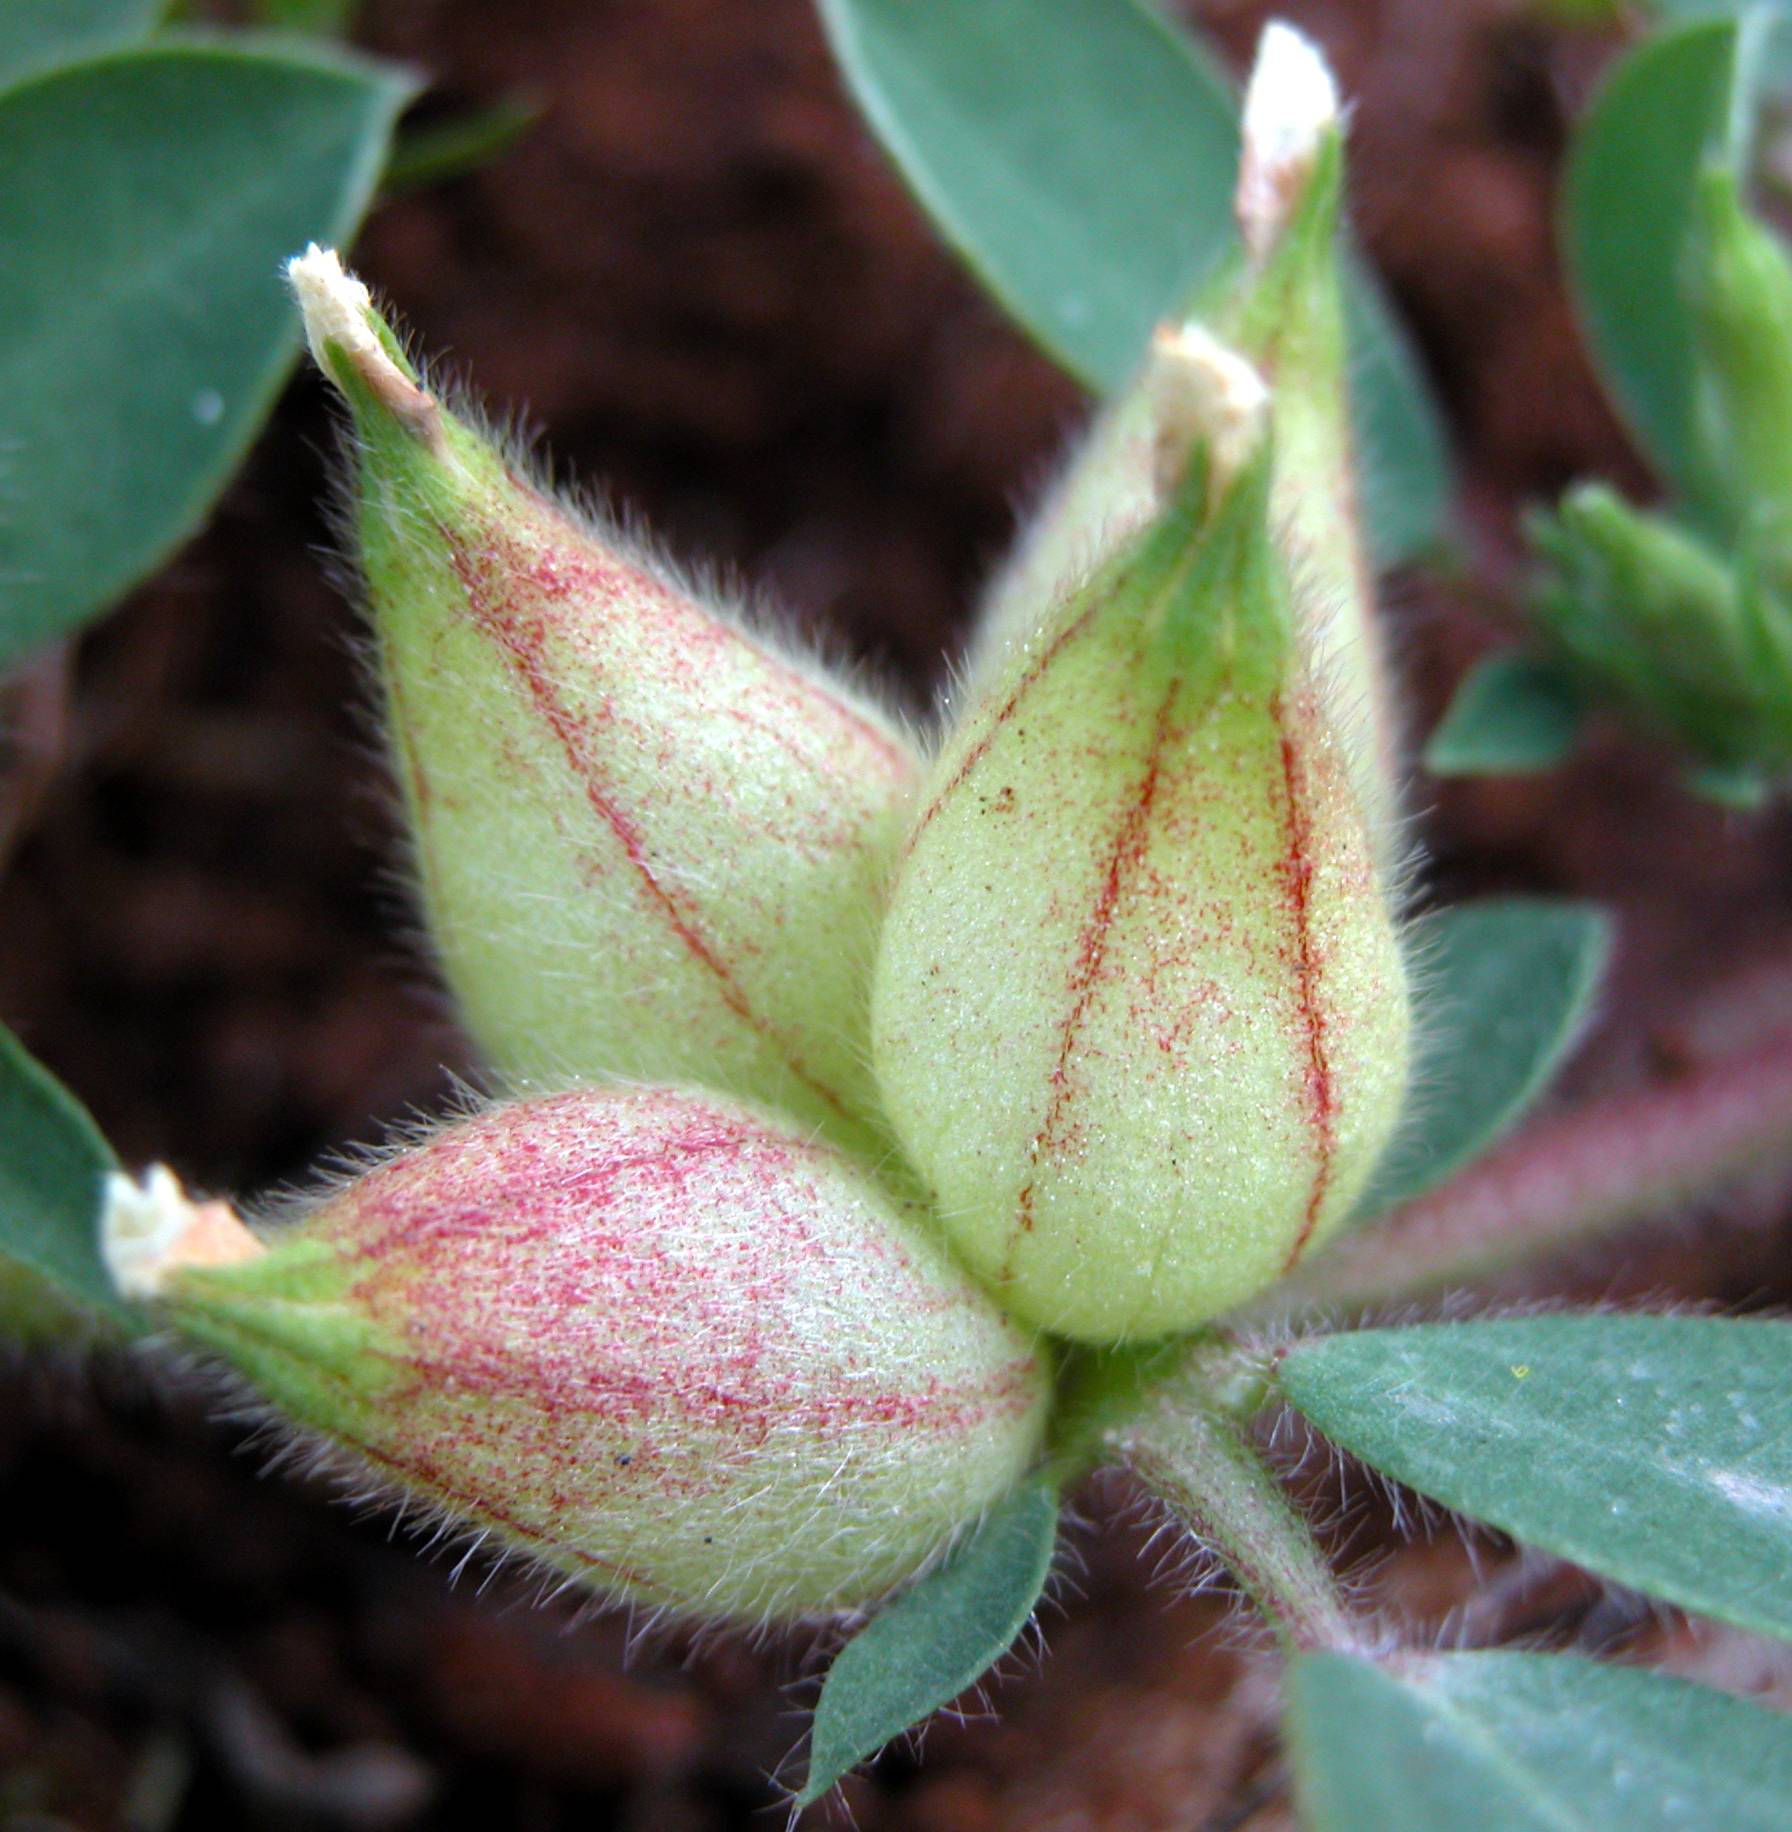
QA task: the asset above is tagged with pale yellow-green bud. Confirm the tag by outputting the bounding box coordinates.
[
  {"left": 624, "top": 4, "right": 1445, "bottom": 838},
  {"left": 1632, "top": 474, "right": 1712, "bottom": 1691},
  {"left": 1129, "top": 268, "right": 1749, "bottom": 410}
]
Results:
[
  {"left": 870, "top": 342, "right": 1411, "bottom": 1343},
  {"left": 286, "top": 249, "right": 919, "bottom": 1157}
]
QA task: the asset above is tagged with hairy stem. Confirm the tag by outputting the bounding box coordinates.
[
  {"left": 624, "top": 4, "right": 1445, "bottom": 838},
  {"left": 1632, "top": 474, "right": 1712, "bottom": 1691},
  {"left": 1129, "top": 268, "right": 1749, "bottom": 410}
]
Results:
[
  {"left": 1243, "top": 1028, "right": 1792, "bottom": 1322},
  {"left": 1074, "top": 1338, "right": 1362, "bottom": 1654}
]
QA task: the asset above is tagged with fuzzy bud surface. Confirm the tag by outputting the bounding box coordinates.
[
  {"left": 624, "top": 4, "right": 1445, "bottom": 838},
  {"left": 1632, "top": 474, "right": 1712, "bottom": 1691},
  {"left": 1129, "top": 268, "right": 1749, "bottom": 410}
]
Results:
[
  {"left": 288, "top": 249, "right": 917, "bottom": 1155},
  {"left": 871, "top": 398, "right": 1411, "bottom": 1343},
  {"left": 158, "top": 1086, "right": 1052, "bottom": 1622}
]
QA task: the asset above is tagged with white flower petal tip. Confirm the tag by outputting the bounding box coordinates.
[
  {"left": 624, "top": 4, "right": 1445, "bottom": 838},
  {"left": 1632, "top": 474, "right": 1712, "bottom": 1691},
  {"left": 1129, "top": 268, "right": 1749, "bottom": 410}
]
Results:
[
  {"left": 101, "top": 1165, "right": 263, "bottom": 1302},
  {"left": 1148, "top": 322, "right": 1271, "bottom": 498},
  {"left": 285, "top": 244, "right": 438, "bottom": 439},
  {"left": 1238, "top": 20, "right": 1342, "bottom": 258}
]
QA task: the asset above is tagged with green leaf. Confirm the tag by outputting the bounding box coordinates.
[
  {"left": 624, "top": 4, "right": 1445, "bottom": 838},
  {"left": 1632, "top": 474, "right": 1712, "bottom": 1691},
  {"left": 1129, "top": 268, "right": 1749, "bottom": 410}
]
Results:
[
  {"left": 798, "top": 1477, "right": 1059, "bottom": 1805},
  {"left": 1564, "top": 18, "right": 1750, "bottom": 509},
  {"left": 253, "top": 0, "right": 361, "bottom": 32},
  {"left": 0, "top": 39, "right": 415, "bottom": 667},
  {"left": 0, "top": 1022, "right": 122, "bottom": 1318},
  {"left": 383, "top": 95, "right": 539, "bottom": 196},
  {"left": 1541, "top": 0, "right": 1627, "bottom": 21},
  {"left": 1649, "top": 4, "right": 1792, "bottom": 92},
  {"left": 1684, "top": 756, "right": 1773, "bottom": 806},
  {"left": 1354, "top": 899, "right": 1611, "bottom": 1219},
  {"left": 0, "top": 1253, "right": 88, "bottom": 1344},
  {"left": 1288, "top": 1648, "right": 1792, "bottom": 1832},
  {"left": 1425, "top": 651, "right": 1589, "bottom": 776},
  {"left": 817, "top": 0, "right": 1236, "bottom": 392},
  {"left": 814, "top": 0, "right": 1449, "bottom": 565},
  {"left": 0, "top": 0, "right": 161, "bottom": 87},
  {"left": 1345, "top": 262, "right": 1453, "bottom": 570},
  {"left": 1278, "top": 1315, "right": 1792, "bottom": 1642}
]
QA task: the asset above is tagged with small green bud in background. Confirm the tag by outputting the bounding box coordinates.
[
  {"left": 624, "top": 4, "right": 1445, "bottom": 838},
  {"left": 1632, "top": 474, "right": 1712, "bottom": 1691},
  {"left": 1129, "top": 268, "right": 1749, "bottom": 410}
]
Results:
[
  {"left": 105, "top": 1087, "right": 1051, "bottom": 1624},
  {"left": 870, "top": 332, "right": 1411, "bottom": 1344},
  {"left": 971, "top": 26, "right": 1397, "bottom": 844},
  {"left": 286, "top": 250, "right": 918, "bottom": 1156},
  {"left": 1496, "top": 144, "right": 1792, "bottom": 792},
  {"left": 1529, "top": 483, "right": 1792, "bottom": 772},
  {"left": 1687, "top": 162, "right": 1792, "bottom": 555}
]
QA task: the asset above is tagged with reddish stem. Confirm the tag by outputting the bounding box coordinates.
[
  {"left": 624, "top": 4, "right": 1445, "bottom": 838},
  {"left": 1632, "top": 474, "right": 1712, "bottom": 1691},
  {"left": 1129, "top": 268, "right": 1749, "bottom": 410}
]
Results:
[{"left": 1245, "top": 1028, "right": 1792, "bottom": 1320}]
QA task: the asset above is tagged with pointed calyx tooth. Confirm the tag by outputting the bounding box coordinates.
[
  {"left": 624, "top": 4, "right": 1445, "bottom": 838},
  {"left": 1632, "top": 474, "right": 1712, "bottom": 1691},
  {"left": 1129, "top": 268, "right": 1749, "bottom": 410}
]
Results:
[
  {"left": 285, "top": 244, "right": 440, "bottom": 445},
  {"left": 101, "top": 1165, "right": 263, "bottom": 1302},
  {"left": 1148, "top": 322, "right": 1271, "bottom": 500},
  {"left": 1237, "top": 20, "right": 1342, "bottom": 261}
]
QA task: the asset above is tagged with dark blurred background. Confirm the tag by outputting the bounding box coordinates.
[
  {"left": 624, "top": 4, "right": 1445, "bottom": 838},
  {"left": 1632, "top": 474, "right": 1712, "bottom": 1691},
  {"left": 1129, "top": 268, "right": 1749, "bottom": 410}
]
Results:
[{"left": 3, "top": 2, "right": 1792, "bottom": 1826}]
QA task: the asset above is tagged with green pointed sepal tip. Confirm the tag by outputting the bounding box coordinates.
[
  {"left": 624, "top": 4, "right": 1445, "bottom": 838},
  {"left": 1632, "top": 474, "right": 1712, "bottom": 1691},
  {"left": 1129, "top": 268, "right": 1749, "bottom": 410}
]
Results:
[
  {"left": 284, "top": 244, "right": 494, "bottom": 491},
  {"left": 1057, "top": 325, "right": 1293, "bottom": 699},
  {"left": 1155, "top": 439, "right": 1290, "bottom": 688},
  {"left": 166, "top": 1233, "right": 396, "bottom": 1426},
  {"left": 1235, "top": 125, "right": 1345, "bottom": 326}
]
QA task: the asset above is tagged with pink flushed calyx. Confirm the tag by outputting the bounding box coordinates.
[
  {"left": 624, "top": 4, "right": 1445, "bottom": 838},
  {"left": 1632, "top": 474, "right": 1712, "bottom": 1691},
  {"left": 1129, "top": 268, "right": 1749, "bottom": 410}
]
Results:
[
  {"left": 287, "top": 249, "right": 919, "bottom": 1157},
  {"left": 155, "top": 1086, "right": 1053, "bottom": 1623}
]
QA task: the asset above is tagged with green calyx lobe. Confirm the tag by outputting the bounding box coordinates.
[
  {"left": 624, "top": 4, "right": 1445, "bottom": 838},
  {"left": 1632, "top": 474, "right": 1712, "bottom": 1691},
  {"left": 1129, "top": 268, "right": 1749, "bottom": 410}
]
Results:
[
  {"left": 321, "top": 328, "right": 509, "bottom": 573},
  {"left": 1217, "top": 131, "right": 1395, "bottom": 827},
  {"left": 323, "top": 324, "right": 503, "bottom": 517},
  {"left": 1112, "top": 441, "right": 1291, "bottom": 696},
  {"left": 1224, "top": 128, "right": 1347, "bottom": 366},
  {"left": 168, "top": 1236, "right": 394, "bottom": 1429},
  {"left": 964, "top": 132, "right": 1375, "bottom": 745}
]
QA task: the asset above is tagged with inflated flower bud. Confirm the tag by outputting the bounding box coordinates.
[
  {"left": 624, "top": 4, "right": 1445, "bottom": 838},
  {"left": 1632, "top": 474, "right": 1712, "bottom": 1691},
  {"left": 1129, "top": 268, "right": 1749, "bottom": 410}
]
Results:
[
  {"left": 287, "top": 249, "right": 918, "bottom": 1155},
  {"left": 107, "top": 1087, "right": 1051, "bottom": 1623},
  {"left": 871, "top": 339, "right": 1411, "bottom": 1343},
  {"left": 970, "top": 24, "right": 1396, "bottom": 837}
]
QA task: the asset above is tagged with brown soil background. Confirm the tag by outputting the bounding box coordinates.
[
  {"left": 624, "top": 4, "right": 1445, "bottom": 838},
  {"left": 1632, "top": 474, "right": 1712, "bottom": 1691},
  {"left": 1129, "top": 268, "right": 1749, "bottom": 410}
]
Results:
[{"left": 4, "top": 1, "right": 1792, "bottom": 1827}]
